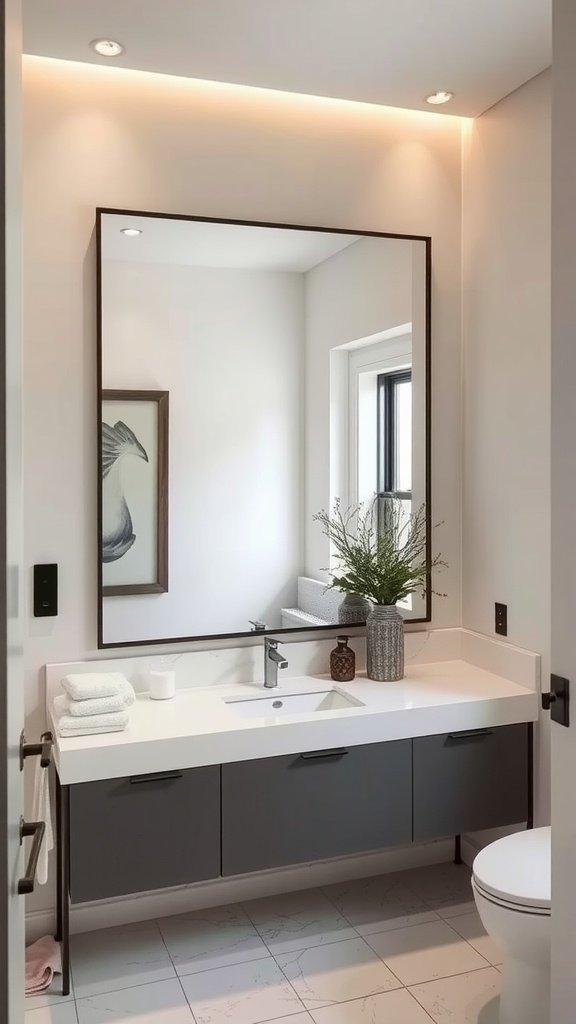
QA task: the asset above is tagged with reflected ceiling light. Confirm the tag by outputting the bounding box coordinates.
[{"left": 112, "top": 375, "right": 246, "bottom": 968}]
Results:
[
  {"left": 120, "top": 227, "right": 142, "bottom": 237},
  {"left": 425, "top": 90, "right": 454, "bottom": 105},
  {"left": 90, "top": 39, "right": 125, "bottom": 58}
]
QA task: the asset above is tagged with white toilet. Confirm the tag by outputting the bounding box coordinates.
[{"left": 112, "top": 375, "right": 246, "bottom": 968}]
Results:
[{"left": 472, "top": 827, "right": 550, "bottom": 1024}]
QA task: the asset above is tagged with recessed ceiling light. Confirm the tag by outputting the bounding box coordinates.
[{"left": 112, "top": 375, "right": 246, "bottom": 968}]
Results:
[
  {"left": 120, "top": 228, "right": 142, "bottom": 237},
  {"left": 425, "top": 90, "right": 454, "bottom": 106},
  {"left": 90, "top": 38, "right": 125, "bottom": 58}
]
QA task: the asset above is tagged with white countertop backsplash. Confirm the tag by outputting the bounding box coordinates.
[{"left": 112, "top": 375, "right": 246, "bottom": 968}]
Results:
[{"left": 45, "top": 626, "right": 540, "bottom": 700}]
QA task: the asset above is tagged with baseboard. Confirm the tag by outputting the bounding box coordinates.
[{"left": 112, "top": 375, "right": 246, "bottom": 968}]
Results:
[
  {"left": 460, "top": 822, "right": 529, "bottom": 870},
  {"left": 460, "top": 835, "right": 480, "bottom": 868},
  {"left": 26, "top": 838, "right": 453, "bottom": 940}
]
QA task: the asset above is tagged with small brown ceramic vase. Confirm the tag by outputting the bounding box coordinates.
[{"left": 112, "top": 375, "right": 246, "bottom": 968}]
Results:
[{"left": 330, "top": 636, "right": 356, "bottom": 682}]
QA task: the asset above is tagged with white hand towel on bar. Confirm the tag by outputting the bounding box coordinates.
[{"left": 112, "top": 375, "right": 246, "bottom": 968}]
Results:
[
  {"left": 53, "top": 690, "right": 131, "bottom": 718},
  {"left": 61, "top": 671, "right": 135, "bottom": 705},
  {"left": 31, "top": 758, "right": 53, "bottom": 885},
  {"left": 55, "top": 708, "right": 129, "bottom": 737}
]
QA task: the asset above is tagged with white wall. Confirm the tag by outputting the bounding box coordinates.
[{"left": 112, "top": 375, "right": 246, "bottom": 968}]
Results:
[
  {"left": 462, "top": 70, "right": 551, "bottom": 823},
  {"left": 18, "top": 49, "right": 556, "bottom": 946},
  {"left": 102, "top": 260, "right": 304, "bottom": 642},
  {"left": 22, "top": 55, "right": 463, "bottom": 912},
  {"left": 21, "top": 51, "right": 554, "bottom": 928},
  {"left": 551, "top": 1, "right": 576, "bottom": 1017}
]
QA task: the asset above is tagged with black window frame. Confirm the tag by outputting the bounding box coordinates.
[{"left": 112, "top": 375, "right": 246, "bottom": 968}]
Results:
[{"left": 377, "top": 368, "right": 412, "bottom": 501}]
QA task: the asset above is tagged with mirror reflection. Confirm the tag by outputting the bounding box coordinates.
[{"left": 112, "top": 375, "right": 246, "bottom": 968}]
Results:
[{"left": 98, "top": 212, "right": 429, "bottom": 646}]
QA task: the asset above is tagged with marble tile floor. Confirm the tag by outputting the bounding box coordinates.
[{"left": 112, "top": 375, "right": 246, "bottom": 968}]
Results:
[{"left": 25, "top": 861, "right": 504, "bottom": 1024}]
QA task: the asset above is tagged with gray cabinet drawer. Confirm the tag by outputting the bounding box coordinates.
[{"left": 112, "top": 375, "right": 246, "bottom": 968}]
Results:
[
  {"left": 413, "top": 724, "right": 530, "bottom": 842},
  {"left": 69, "top": 767, "right": 220, "bottom": 902},
  {"left": 221, "top": 741, "right": 412, "bottom": 876}
]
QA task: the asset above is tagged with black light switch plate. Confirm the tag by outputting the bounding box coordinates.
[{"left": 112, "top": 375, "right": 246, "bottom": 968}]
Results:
[
  {"left": 33, "top": 563, "right": 58, "bottom": 617},
  {"left": 495, "top": 602, "right": 508, "bottom": 636}
]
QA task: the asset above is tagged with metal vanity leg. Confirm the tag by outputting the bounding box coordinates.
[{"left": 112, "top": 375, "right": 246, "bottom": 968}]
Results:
[
  {"left": 55, "top": 777, "right": 70, "bottom": 996},
  {"left": 527, "top": 721, "right": 535, "bottom": 830},
  {"left": 55, "top": 777, "right": 62, "bottom": 942},
  {"left": 453, "top": 834, "right": 462, "bottom": 864}
]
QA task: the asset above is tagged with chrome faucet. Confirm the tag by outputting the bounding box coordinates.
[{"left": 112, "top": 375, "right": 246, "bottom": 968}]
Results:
[{"left": 264, "top": 638, "right": 288, "bottom": 688}]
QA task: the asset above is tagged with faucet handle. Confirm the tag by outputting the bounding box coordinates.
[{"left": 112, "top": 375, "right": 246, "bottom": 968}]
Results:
[{"left": 265, "top": 636, "right": 282, "bottom": 649}]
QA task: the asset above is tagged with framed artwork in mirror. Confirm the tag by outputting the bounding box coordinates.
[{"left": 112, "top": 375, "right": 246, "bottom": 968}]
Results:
[{"left": 100, "top": 389, "right": 169, "bottom": 597}]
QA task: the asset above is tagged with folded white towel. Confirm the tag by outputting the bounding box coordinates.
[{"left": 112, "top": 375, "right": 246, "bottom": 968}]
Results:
[
  {"left": 31, "top": 758, "right": 53, "bottom": 885},
  {"left": 56, "top": 708, "right": 129, "bottom": 737},
  {"left": 61, "top": 671, "right": 135, "bottom": 704},
  {"left": 54, "top": 691, "right": 130, "bottom": 718},
  {"left": 117, "top": 675, "right": 136, "bottom": 707}
]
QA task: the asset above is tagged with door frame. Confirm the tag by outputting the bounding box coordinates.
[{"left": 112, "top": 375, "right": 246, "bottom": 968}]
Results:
[{"left": 0, "top": 0, "right": 24, "bottom": 1020}]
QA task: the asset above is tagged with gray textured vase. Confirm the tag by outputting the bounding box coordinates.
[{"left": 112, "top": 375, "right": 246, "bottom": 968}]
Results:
[
  {"left": 338, "top": 593, "right": 371, "bottom": 625},
  {"left": 366, "top": 604, "right": 404, "bottom": 681}
]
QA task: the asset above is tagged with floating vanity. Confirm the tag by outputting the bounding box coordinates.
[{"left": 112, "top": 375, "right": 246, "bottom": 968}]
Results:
[{"left": 46, "top": 648, "right": 538, "bottom": 997}]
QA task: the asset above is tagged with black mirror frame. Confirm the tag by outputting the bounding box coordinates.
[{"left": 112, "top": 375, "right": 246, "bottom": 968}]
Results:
[{"left": 96, "top": 207, "right": 432, "bottom": 649}]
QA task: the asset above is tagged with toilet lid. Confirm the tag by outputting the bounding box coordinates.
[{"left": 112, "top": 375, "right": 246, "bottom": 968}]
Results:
[{"left": 472, "top": 827, "right": 551, "bottom": 910}]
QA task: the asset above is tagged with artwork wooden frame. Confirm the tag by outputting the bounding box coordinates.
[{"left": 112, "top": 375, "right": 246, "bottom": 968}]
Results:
[{"left": 100, "top": 389, "right": 169, "bottom": 598}]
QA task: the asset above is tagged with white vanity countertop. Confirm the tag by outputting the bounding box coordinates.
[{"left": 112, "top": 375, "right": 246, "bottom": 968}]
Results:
[{"left": 48, "top": 659, "right": 539, "bottom": 785}]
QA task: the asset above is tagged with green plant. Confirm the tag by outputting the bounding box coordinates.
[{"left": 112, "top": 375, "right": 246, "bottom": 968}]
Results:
[{"left": 314, "top": 497, "right": 446, "bottom": 606}]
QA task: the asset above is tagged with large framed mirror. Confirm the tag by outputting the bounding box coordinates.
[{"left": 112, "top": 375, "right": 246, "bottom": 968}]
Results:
[{"left": 97, "top": 210, "right": 431, "bottom": 648}]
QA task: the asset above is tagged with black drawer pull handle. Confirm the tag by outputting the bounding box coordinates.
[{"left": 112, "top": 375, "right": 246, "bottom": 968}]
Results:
[
  {"left": 300, "top": 749, "right": 349, "bottom": 761},
  {"left": 18, "top": 818, "right": 46, "bottom": 894},
  {"left": 20, "top": 730, "right": 53, "bottom": 770},
  {"left": 129, "top": 771, "right": 183, "bottom": 784},
  {"left": 447, "top": 729, "right": 493, "bottom": 740}
]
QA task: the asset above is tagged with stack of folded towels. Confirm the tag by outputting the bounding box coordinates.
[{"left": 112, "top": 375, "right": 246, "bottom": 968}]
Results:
[{"left": 53, "top": 672, "right": 135, "bottom": 737}]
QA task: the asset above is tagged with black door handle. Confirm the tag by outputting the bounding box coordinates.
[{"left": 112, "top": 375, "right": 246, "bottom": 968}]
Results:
[
  {"left": 18, "top": 818, "right": 46, "bottom": 894},
  {"left": 447, "top": 729, "right": 493, "bottom": 741},
  {"left": 20, "top": 730, "right": 53, "bottom": 770},
  {"left": 129, "top": 771, "right": 183, "bottom": 784},
  {"left": 299, "top": 749, "right": 349, "bottom": 761},
  {"left": 543, "top": 675, "right": 570, "bottom": 727}
]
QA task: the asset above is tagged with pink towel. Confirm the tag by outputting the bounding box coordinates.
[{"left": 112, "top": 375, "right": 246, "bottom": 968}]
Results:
[{"left": 25, "top": 936, "right": 61, "bottom": 994}]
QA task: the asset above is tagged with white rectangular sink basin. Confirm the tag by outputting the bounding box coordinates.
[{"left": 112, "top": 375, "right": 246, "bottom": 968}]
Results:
[{"left": 224, "top": 689, "right": 364, "bottom": 718}]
